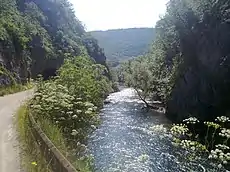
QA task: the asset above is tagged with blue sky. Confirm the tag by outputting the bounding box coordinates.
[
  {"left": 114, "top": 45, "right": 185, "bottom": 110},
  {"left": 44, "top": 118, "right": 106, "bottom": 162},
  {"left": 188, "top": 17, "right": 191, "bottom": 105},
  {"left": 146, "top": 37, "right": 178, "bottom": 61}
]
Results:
[{"left": 70, "top": 0, "right": 168, "bottom": 31}]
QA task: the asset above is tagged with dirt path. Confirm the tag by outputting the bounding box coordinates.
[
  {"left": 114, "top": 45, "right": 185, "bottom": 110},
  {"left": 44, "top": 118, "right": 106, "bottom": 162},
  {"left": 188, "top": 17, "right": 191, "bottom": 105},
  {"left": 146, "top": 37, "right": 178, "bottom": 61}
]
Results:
[{"left": 0, "top": 90, "right": 34, "bottom": 172}]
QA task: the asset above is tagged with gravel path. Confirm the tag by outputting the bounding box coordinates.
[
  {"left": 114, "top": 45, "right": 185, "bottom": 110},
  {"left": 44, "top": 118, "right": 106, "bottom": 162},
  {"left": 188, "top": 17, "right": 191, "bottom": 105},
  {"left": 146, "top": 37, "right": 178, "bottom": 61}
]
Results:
[{"left": 0, "top": 90, "right": 34, "bottom": 172}]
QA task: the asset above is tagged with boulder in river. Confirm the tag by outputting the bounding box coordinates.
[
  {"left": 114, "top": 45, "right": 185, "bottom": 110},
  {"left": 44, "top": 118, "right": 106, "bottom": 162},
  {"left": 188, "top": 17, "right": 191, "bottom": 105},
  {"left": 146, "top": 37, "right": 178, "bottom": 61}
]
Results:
[{"left": 104, "top": 100, "right": 111, "bottom": 104}]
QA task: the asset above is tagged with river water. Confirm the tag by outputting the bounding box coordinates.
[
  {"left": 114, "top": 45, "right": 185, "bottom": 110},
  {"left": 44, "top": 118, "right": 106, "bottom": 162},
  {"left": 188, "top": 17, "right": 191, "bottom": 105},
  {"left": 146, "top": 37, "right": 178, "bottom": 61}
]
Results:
[{"left": 87, "top": 88, "right": 224, "bottom": 172}]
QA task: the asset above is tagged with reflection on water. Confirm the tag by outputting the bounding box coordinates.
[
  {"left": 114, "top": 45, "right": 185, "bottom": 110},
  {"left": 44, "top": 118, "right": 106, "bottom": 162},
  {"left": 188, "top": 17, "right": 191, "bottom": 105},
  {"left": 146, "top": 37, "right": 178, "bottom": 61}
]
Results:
[{"left": 87, "top": 88, "right": 223, "bottom": 172}]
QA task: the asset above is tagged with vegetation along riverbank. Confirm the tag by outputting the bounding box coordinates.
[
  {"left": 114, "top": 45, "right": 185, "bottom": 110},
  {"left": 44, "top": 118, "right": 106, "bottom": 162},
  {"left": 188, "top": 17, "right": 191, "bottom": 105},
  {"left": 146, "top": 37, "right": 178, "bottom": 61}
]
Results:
[
  {"left": 1, "top": 0, "right": 230, "bottom": 171},
  {"left": 116, "top": 0, "right": 230, "bottom": 170}
]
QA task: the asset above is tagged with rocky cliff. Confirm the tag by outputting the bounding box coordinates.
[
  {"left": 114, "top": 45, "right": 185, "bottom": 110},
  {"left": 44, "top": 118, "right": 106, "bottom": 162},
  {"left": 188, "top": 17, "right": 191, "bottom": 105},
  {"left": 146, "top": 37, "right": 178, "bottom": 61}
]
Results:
[{"left": 165, "top": 0, "right": 230, "bottom": 122}]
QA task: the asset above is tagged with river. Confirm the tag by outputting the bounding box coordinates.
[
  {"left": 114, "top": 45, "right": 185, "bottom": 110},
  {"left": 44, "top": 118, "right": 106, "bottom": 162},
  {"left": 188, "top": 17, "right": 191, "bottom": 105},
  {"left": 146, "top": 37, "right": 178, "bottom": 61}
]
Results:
[{"left": 87, "top": 88, "right": 225, "bottom": 172}]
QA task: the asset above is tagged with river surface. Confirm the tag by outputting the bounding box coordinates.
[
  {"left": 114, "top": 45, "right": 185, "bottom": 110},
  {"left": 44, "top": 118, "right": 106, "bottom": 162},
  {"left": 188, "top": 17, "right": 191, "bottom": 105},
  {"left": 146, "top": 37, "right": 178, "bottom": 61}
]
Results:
[{"left": 87, "top": 88, "right": 224, "bottom": 172}]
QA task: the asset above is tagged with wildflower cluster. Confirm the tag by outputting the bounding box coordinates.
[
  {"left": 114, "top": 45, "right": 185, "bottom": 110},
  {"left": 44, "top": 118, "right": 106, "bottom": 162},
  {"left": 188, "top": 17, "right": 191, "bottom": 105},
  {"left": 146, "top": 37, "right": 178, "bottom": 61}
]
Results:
[
  {"left": 209, "top": 148, "right": 230, "bottom": 165},
  {"left": 149, "top": 125, "right": 167, "bottom": 133},
  {"left": 170, "top": 124, "right": 189, "bottom": 136},
  {"left": 215, "top": 144, "right": 230, "bottom": 150},
  {"left": 204, "top": 122, "right": 220, "bottom": 129},
  {"left": 169, "top": 116, "right": 230, "bottom": 169},
  {"left": 179, "top": 140, "right": 207, "bottom": 152},
  {"left": 215, "top": 116, "right": 230, "bottom": 123},
  {"left": 183, "top": 117, "right": 199, "bottom": 124},
  {"left": 31, "top": 80, "right": 99, "bottom": 140},
  {"left": 219, "top": 128, "right": 230, "bottom": 139}
]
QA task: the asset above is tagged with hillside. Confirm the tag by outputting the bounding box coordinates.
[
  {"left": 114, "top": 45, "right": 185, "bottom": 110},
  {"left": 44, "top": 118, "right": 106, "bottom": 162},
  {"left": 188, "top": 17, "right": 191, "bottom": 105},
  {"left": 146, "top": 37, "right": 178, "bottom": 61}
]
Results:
[
  {"left": 0, "top": 0, "right": 107, "bottom": 86},
  {"left": 120, "top": 0, "right": 230, "bottom": 123},
  {"left": 90, "top": 28, "right": 155, "bottom": 66}
]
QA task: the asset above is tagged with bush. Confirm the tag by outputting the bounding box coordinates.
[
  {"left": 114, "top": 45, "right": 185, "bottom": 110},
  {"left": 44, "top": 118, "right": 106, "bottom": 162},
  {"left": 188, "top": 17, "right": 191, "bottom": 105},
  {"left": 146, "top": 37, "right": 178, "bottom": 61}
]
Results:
[
  {"left": 150, "top": 116, "right": 230, "bottom": 170},
  {"left": 28, "top": 55, "right": 112, "bottom": 171},
  {"left": 16, "top": 103, "right": 93, "bottom": 172},
  {"left": 31, "top": 80, "right": 99, "bottom": 141}
]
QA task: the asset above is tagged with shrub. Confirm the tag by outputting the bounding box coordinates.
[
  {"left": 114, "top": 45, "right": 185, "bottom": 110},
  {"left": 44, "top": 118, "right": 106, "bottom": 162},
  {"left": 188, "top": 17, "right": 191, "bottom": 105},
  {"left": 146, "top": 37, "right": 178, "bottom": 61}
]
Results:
[
  {"left": 150, "top": 116, "right": 230, "bottom": 170},
  {"left": 28, "top": 55, "right": 112, "bottom": 170}
]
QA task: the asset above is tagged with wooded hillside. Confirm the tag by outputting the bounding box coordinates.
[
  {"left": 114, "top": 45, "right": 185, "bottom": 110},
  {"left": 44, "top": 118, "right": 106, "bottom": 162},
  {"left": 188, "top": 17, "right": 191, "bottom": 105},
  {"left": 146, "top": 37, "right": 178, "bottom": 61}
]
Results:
[
  {"left": 0, "top": 0, "right": 107, "bottom": 85},
  {"left": 120, "top": 0, "right": 230, "bottom": 122},
  {"left": 90, "top": 28, "right": 155, "bottom": 67}
]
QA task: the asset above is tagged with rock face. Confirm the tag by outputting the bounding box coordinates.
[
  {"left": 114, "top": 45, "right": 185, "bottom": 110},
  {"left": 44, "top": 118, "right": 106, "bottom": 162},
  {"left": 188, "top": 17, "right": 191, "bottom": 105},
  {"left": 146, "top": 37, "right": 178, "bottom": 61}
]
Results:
[
  {"left": 166, "top": 8, "right": 230, "bottom": 122},
  {"left": 0, "top": 42, "right": 28, "bottom": 86}
]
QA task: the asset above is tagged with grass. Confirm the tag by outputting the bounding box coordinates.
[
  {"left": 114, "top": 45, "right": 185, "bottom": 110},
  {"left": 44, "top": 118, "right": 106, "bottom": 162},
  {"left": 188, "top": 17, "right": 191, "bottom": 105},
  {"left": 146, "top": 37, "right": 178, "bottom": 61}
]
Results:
[
  {"left": 37, "top": 119, "right": 93, "bottom": 172},
  {"left": 16, "top": 103, "right": 92, "bottom": 172},
  {"left": 0, "top": 82, "right": 34, "bottom": 96},
  {"left": 16, "top": 104, "right": 51, "bottom": 172}
]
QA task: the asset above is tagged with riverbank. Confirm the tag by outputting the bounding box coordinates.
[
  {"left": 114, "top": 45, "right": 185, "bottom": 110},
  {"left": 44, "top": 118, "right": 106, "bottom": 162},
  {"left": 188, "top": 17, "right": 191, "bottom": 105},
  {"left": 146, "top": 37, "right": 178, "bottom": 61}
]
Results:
[{"left": 87, "top": 88, "right": 229, "bottom": 171}]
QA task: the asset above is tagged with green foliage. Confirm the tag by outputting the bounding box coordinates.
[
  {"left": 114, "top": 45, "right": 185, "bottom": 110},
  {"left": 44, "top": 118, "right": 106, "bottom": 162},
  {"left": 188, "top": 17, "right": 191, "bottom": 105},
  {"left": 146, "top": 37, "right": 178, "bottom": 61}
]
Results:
[
  {"left": 16, "top": 103, "right": 92, "bottom": 172},
  {"left": 0, "top": 66, "right": 17, "bottom": 85},
  {"left": 2, "top": 1, "right": 112, "bottom": 170},
  {"left": 29, "top": 55, "right": 112, "bottom": 171},
  {"left": 0, "top": 82, "right": 33, "bottom": 96},
  {"left": 31, "top": 79, "right": 98, "bottom": 142},
  {"left": 90, "top": 28, "right": 155, "bottom": 67},
  {"left": 118, "top": 53, "right": 180, "bottom": 106},
  {"left": 120, "top": 0, "right": 230, "bottom": 122},
  {"left": 150, "top": 116, "right": 230, "bottom": 170},
  {"left": 16, "top": 104, "right": 52, "bottom": 172},
  {"left": 58, "top": 56, "right": 113, "bottom": 107},
  {"left": 170, "top": 116, "right": 230, "bottom": 170},
  {"left": 0, "top": 0, "right": 109, "bottom": 86}
]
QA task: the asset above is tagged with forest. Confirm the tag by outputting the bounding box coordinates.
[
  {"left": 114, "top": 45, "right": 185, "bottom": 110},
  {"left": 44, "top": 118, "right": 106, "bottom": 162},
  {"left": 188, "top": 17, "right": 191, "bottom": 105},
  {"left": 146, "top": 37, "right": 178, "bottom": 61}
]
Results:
[
  {"left": 0, "top": 0, "right": 109, "bottom": 86},
  {"left": 119, "top": 0, "right": 230, "bottom": 122},
  {"left": 90, "top": 28, "right": 155, "bottom": 67}
]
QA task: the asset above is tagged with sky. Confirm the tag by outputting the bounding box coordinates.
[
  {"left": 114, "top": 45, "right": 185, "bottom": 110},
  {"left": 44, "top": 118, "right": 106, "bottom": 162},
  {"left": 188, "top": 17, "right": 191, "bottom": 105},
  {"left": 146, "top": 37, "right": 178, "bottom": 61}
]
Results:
[{"left": 70, "top": 0, "right": 168, "bottom": 31}]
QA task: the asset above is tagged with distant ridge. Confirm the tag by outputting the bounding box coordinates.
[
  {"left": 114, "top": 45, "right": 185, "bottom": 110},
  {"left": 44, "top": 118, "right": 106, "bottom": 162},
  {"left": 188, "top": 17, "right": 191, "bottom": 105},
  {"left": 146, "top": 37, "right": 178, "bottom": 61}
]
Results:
[{"left": 89, "top": 28, "right": 155, "bottom": 67}]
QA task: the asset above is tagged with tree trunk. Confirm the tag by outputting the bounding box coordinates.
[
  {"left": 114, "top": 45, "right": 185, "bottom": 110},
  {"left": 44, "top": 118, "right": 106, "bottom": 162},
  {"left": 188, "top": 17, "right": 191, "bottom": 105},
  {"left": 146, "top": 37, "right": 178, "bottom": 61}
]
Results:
[{"left": 134, "top": 88, "right": 164, "bottom": 110}]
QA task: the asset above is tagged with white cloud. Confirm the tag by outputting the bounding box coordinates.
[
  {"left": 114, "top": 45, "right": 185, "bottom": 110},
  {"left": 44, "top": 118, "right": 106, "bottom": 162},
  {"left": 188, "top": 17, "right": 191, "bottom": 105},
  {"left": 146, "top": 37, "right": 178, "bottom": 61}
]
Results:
[{"left": 70, "top": 0, "right": 168, "bottom": 31}]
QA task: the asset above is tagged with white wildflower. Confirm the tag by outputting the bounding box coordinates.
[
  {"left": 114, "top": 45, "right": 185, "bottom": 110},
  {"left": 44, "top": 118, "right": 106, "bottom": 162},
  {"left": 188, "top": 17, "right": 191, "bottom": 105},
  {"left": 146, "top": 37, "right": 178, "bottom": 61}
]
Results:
[
  {"left": 71, "top": 129, "right": 78, "bottom": 136},
  {"left": 87, "top": 107, "right": 93, "bottom": 111},
  {"left": 91, "top": 125, "right": 97, "bottom": 130},
  {"left": 59, "top": 117, "right": 65, "bottom": 120},
  {"left": 170, "top": 124, "right": 189, "bottom": 136},
  {"left": 72, "top": 115, "right": 78, "bottom": 119},
  {"left": 76, "top": 97, "right": 82, "bottom": 101},
  {"left": 204, "top": 122, "right": 220, "bottom": 129},
  {"left": 215, "top": 116, "right": 230, "bottom": 123},
  {"left": 217, "top": 164, "right": 222, "bottom": 169},
  {"left": 76, "top": 110, "right": 82, "bottom": 114},
  {"left": 223, "top": 161, "right": 228, "bottom": 165},
  {"left": 85, "top": 102, "right": 94, "bottom": 107},
  {"left": 219, "top": 128, "right": 230, "bottom": 139},
  {"left": 216, "top": 144, "right": 230, "bottom": 150},
  {"left": 209, "top": 148, "right": 230, "bottom": 164},
  {"left": 179, "top": 140, "right": 206, "bottom": 152},
  {"left": 67, "top": 111, "right": 74, "bottom": 115},
  {"left": 183, "top": 117, "right": 199, "bottom": 124},
  {"left": 85, "top": 110, "right": 92, "bottom": 115}
]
